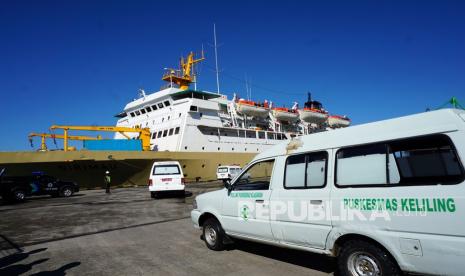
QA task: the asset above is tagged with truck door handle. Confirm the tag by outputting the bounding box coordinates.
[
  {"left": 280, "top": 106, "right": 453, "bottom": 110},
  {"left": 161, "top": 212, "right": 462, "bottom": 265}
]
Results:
[
  {"left": 255, "top": 200, "right": 264, "bottom": 203},
  {"left": 310, "top": 200, "right": 323, "bottom": 205}
]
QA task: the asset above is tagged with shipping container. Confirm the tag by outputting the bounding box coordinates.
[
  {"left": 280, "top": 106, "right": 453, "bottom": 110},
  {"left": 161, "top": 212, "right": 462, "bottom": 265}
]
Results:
[{"left": 83, "top": 140, "right": 142, "bottom": 151}]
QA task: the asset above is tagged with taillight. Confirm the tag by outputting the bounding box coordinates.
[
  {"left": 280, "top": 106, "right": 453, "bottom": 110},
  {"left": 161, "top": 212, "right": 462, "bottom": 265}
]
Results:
[{"left": 148, "top": 179, "right": 152, "bottom": 186}]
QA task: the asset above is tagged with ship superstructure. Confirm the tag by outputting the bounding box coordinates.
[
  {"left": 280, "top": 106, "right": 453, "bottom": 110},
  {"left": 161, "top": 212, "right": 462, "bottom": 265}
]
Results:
[{"left": 114, "top": 51, "right": 350, "bottom": 153}]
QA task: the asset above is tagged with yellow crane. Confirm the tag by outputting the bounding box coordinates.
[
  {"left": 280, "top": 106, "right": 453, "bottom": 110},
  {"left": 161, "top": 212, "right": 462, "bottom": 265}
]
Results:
[
  {"left": 49, "top": 125, "right": 151, "bottom": 151},
  {"left": 28, "top": 132, "right": 103, "bottom": 151},
  {"left": 162, "top": 50, "right": 205, "bottom": 90}
]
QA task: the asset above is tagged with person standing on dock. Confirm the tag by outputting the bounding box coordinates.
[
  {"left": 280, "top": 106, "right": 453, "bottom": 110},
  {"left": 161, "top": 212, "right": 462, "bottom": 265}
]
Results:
[{"left": 104, "top": 171, "right": 111, "bottom": 194}]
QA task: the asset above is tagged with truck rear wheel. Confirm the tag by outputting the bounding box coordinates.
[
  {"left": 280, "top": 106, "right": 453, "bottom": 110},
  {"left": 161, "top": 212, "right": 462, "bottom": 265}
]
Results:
[
  {"left": 338, "top": 239, "right": 401, "bottom": 276},
  {"left": 60, "top": 186, "right": 74, "bottom": 197},
  {"left": 203, "top": 218, "right": 225, "bottom": 251}
]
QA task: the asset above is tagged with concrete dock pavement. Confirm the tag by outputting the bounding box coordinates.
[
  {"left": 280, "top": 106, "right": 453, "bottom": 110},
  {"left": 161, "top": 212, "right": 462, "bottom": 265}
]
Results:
[{"left": 0, "top": 185, "right": 335, "bottom": 275}]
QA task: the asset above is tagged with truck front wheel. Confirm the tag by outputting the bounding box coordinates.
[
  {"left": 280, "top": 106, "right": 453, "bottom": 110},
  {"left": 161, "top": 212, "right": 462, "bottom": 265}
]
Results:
[
  {"left": 202, "top": 218, "right": 225, "bottom": 251},
  {"left": 338, "top": 239, "right": 401, "bottom": 276},
  {"left": 12, "top": 189, "right": 26, "bottom": 202}
]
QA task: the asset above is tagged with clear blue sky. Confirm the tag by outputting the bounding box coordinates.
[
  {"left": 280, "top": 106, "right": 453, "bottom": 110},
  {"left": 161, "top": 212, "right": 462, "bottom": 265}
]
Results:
[{"left": 1, "top": 0, "right": 464, "bottom": 151}]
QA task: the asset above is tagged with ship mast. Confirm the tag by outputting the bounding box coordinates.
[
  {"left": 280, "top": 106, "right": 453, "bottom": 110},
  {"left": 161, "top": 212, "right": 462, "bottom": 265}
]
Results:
[{"left": 213, "top": 23, "right": 221, "bottom": 94}]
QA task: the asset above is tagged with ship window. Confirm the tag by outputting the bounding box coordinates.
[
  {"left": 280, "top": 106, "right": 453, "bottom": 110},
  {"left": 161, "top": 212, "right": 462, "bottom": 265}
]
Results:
[
  {"left": 140, "top": 109, "right": 146, "bottom": 114},
  {"left": 135, "top": 110, "right": 141, "bottom": 116},
  {"left": 145, "top": 106, "right": 152, "bottom": 112},
  {"left": 169, "top": 128, "right": 174, "bottom": 136},
  {"left": 163, "top": 130, "right": 168, "bottom": 137},
  {"left": 179, "top": 113, "right": 182, "bottom": 117},
  {"left": 175, "top": 127, "right": 180, "bottom": 135},
  {"left": 157, "top": 131, "right": 162, "bottom": 138},
  {"left": 158, "top": 103, "right": 164, "bottom": 108},
  {"left": 185, "top": 146, "right": 188, "bottom": 150},
  {"left": 164, "top": 101, "right": 170, "bottom": 107},
  {"left": 130, "top": 112, "right": 135, "bottom": 117},
  {"left": 152, "top": 105, "right": 158, "bottom": 110},
  {"left": 267, "top": 132, "right": 275, "bottom": 139},
  {"left": 246, "top": 130, "right": 255, "bottom": 138},
  {"left": 152, "top": 133, "right": 156, "bottom": 139},
  {"left": 202, "top": 146, "right": 205, "bottom": 150},
  {"left": 190, "top": 106, "right": 198, "bottom": 112},
  {"left": 258, "top": 131, "right": 265, "bottom": 139},
  {"left": 168, "top": 116, "right": 170, "bottom": 120}
]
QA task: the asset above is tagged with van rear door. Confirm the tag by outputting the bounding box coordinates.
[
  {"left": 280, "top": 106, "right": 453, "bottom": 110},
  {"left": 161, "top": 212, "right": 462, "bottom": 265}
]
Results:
[
  {"left": 153, "top": 164, "right": 182, "bottom": 186},
  {"left": 269, "top": 151, "right": 332, "bottom": 249}
]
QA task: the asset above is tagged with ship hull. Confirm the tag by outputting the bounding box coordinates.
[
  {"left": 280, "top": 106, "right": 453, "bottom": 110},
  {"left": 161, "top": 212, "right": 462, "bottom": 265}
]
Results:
[{"left": 0, "top": 151, "right": 256, "bottom": 189}]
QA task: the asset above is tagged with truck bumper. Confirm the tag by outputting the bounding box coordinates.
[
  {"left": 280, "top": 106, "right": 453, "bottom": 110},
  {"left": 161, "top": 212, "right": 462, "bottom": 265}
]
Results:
[{"left": 191, "top": 209, "right": 201, "bottom": 229}]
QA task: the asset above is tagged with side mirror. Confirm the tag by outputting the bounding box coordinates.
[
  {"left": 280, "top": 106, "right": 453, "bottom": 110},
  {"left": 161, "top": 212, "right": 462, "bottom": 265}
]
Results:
[{"left": 224, "top": 180, "right": 233, "bottom": 195}]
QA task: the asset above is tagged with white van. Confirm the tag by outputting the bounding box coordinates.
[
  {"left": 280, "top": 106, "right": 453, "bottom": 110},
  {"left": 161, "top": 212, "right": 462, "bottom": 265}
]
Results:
[
  {"left": 149, "top": 161, "right": 185, "bottom": 198},
  {"left": 191, "top": 109, "right": 465, "bottom": 276},
  {"left": 216, "top": 165, "right": 242, "bottom": 182}
]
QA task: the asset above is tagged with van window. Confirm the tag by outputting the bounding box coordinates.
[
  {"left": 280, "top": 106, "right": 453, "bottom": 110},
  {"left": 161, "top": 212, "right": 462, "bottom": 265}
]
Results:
[
  {"left": 285, "top": 151, "right": 328, "bottom": 189},
  {"left": 153, "top": 165, "right": 180, "bottom": 175},
  {"left": 389, "top": 135, "right": 464, "bottom": 184},
  {"left": 336, "top": 134, "right": 464, "bottom": 187},
  {"left": 234, "top": 159, "right": 275, "bottom": 190},
  {"left": 337, "top": 144, "right": 387, "bottom": 186}
]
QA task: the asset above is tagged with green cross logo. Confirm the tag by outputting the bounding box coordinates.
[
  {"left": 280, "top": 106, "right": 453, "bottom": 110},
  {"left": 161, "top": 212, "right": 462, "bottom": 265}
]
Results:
[{"left": 240, "top": 205, "right": 250, "bottom": 221}]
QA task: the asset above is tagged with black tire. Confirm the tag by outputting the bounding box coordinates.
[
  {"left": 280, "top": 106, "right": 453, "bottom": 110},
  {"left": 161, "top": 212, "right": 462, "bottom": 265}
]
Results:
[
  {"left": 202, "top": 218, "right": 225, "bottom": 251},
  {"left": 151, "top": 192, "right": 158, "bottom": 199},
  {"left": 338, "top": 239, "right": 401, "bottom": 276},
  {"left": 60, "top": 186, "right": 74, "bottom": 198},
  {"left": 12, "top": 189, "right": 26, "bottom": 202}
]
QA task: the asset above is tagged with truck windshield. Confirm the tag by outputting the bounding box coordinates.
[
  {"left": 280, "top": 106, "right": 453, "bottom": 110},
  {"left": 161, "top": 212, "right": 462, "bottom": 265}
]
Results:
[{"left": 153, "top": 165, "right": 180, "bottom": 175}]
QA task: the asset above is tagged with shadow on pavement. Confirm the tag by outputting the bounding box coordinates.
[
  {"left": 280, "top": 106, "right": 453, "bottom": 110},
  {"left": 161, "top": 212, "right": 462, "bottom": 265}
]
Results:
[
  {"left": 0, "top": 258, "right": 49, "bottom": 275},
  {"left": 30, "top": 261, "right": 81, "bottom": 276},
  {"left": 231, "top": 239, "right": 337, "bottom": 274},
  {"left": 0, "top": 234, "right": 81, "bottom": 276}
]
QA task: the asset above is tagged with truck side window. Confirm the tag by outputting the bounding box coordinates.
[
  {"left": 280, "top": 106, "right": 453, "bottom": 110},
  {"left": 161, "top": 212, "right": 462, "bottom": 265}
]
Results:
[
  {"left": 336, "top": 134, "right": 464, "bottom": 187},
  {"left": 234, "top": 159, "right": 275, "bottom": 191},
  {"left": 285, "top": 151, "right": 327, "bottom": 189}
]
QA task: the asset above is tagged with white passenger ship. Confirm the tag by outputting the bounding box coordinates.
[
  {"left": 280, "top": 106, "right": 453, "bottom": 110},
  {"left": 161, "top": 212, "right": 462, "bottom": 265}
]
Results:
[{"left": 114, "top": 51, "right": 350, "bottom": 153}]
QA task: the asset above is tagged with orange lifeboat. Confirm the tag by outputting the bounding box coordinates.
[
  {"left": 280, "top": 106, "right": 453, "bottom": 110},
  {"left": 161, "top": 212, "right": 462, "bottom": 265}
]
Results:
[
  {"left": 298, "top": 93, "right": 329, "bottom": 124},
  {"left": 272, "top": 107, "right": 299, "bottom": 122},
  {"left": 327, "top": 115, "right": 351, "bottom": 128},
  {"left": 236, "top": 99, "right": 269, "bottom": 118}
]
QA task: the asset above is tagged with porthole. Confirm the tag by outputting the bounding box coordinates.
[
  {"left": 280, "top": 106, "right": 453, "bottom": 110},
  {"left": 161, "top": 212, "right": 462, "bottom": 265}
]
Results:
[
  {"left": 232, "top": 148, "right": 234, "bottom": 151},
  {"left": 201, "top": 164, "right": 205, "bottom": 168},
  {"left": 218, "top": 147, "right": 220, "bottom": 151},
  {"left": 183, "top": 165, "right": 186, "bottom": 168},
  {"left": 202, "top": 147, "right": 205, "bottom": 150},
  {"left": 184, "top": 146, "right": 188, "bottom": 150}
]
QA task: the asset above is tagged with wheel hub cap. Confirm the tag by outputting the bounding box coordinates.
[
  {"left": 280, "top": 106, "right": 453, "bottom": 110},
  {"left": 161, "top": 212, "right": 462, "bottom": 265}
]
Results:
[
  {"left": 348, "top": 252, "right": 380, "bottom": 276},
  {"left": 205, "top": 225, "right": 217, "bottom": 245}
]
